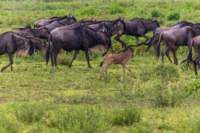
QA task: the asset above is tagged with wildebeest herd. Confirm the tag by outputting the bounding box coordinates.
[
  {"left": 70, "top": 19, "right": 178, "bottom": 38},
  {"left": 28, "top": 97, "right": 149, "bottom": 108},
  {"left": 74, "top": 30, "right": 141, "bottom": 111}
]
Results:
[{"left": 1, "top": 13, "right": 200, "bottom": 75}]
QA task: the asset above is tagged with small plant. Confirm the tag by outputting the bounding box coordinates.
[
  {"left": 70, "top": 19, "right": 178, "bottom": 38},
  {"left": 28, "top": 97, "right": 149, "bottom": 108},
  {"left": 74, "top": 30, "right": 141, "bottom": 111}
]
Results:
[
  {"left": 167, "top": 12, "right": 180, "bottom": 21},
  {"left": 111, "top": 107, "right": 141, "bottom": 126},
  {"left": 151, "top": 10, "right": 161, "bottom": 18}
]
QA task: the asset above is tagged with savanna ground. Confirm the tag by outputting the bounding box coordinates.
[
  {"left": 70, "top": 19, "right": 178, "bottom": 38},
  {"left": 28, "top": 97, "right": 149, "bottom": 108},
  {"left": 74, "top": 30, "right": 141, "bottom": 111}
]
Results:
[{"left": 0, "top": 0, "right": 200, "bottom": 133}]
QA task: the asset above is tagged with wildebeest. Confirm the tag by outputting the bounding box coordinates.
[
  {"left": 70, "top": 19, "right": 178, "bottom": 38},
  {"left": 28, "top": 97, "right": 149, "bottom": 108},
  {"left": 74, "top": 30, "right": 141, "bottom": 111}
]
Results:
[
  {"left": 145, "top": 21, "right": 195, "bottom": 53},
  {"left": 34, "top": 14, "right": 76, "bottom": 28},
  {"left": 40, "top": 15, "right": 77, "bottom": 32},
  {"left": 115, "top": 18, "right": 160, "bottom": 47},
  {"left": 14, "top": 26, "right": 48, "bottom": 54},
  {"left": 15, "top": 25, "right": 50, "bottom": 39},
  {"left": 188, "top": 36, "right": 200, "bottom": 75},
  {"left": 0, "top": 32, "right": 32, "bottom": 72},
  {"left": 34, "top": 16, "right": 60, "bottom": 28},
  {"left": 45, "top": 23, "right": 112, "bottom": 68},
  {"left": 100, "top": 46, "right": 134, "bottom": 74},
  {"left": 156, "top": 26, "right": 196, "bottom": 65}
]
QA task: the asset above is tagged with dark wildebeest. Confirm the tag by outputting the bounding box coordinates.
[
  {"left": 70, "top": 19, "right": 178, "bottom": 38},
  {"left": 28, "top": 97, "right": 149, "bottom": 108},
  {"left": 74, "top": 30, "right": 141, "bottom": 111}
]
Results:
[
  {"left": 15, "top": 25, "right": 50, "bottom": 39},
  {"left": 145, "top": 21, "right": 195, "bottom": 53},
  {"left": 41, "top": 15, "right": 77, "bottom": 32},
  {"left": 14, "top": 26, "right": 49, "bottom": 54},
  {"left": 114, "top": 18, "right": 160, "bottom": 47},
  {"left": 46, "top": 23, "right": 112, "bottom": 68},
  {"left": 0, "top": 32, "right": 32, "bottom": 72},
  {"left": 89, "top": 18, "right": 125, "bottom": 36},
  {"left": 156, "top": 26, "right": 197, "bottom": 65},
  {"left": 188, "top": 36, "right": 200, "bottom": 75},
  {"left": 34, "top": 14, "right": 76, "bottom": 28},
  {"left": 34, "top": 17, "right": 60, "bottom": 28}
]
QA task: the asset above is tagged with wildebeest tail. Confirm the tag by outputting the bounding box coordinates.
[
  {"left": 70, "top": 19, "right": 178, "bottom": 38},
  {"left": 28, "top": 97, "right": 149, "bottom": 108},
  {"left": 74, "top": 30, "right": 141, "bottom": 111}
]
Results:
[{"left": 45, "top": 35, "right": 53, "bottom": 65}]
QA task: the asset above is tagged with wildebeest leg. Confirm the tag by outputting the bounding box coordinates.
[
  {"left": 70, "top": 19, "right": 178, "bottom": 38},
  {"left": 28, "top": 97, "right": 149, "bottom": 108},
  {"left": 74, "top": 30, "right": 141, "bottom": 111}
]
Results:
[
  {"left": 145, "top": 36, "right": 156, "bottom": 52},
  {"left": 69, "top": 50, "right": 79, "bottom": 68},
  {"left": 1, "top": 54, "right": 13, "bottom": 72},
  {"left": 166, "top": 48, "right": 172, "bottom": 63},
  {"left": 114, "top": 35, "right": 126, "bottom": 48},
  {"left": 52, "top": 50, "right": 59, "bottom": 68},
  {"left": 194, "top": 62, "right": 198, "bottom": 75},
  {"left": 172, "top": 49, "right": 178, "bottom": 65},
  {"left": 50, "top": 53, "right": 54, "bottom": 67},
  {"left": 194, "top": 56, "right": 200, "bottom": 75},
  {"left": 161, "top": 45, "right": 167, "bottom": 63},
  {"left": 85, "top": 50, "right": 92, "bottom": 68}
]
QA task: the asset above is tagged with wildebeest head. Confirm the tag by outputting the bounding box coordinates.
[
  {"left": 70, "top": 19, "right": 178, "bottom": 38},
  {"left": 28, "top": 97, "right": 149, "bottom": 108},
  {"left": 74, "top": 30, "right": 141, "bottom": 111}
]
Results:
[
  {"left": 143, "top": 19, "right": 160, "bottom": 32},
  {"left": 191, "top": 25, "right": 200, "bottom": 36},
  {"left": 12, "top": 33, "right": 34, "bottom": 55},
  {"left": 110, "top": 18, "right": 125, "bottom": 35},
  {"left": 33, "top": 27, "right": 50, "bottom": 39},
  {"left": 98, "top": 22, "right": 112, "bottom": 37},
  {"left": 58, "top": 14, "right": 77, "bottom": 24}
]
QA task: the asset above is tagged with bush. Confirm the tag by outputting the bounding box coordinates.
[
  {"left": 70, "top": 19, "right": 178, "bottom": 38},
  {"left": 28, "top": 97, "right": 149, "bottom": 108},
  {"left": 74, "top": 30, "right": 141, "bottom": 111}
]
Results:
[
  {"left": 167, "top": 12, "right": 180, "bottom": 21},
  {"left": 111, "top": 107, "right": 141, "bottom": 126}
]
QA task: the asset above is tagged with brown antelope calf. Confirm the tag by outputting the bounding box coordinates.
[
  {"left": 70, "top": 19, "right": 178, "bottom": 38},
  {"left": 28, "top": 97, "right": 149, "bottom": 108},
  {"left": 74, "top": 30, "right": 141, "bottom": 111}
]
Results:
[{"left": 100, "top": 46, "right": 134, "bottom": 74}]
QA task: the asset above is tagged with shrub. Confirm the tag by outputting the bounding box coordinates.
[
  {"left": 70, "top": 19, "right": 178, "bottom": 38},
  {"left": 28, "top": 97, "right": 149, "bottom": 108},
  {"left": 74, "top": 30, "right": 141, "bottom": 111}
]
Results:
[
  {"left": 111, "top": 107, "right": 141, "bottom": 126},
  {"left": 167, "top": 12, "right": 180, "bottom": 21}
]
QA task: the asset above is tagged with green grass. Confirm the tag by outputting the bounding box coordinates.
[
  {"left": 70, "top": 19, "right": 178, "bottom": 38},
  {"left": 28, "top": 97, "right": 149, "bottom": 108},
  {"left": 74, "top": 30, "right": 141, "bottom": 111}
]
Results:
[{"left": 0, "top": 0, "right": 200, "bottom": 132}]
